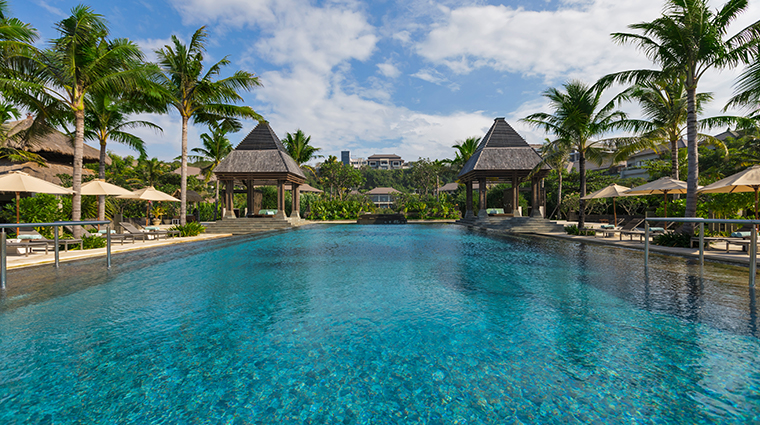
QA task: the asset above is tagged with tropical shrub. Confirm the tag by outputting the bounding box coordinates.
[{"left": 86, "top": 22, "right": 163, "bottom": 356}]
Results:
[
  {"left": 653, "top": 232, "right": 691, "bottom": 248},
  {"left": 75, "top": 235, "right": 107, "bottom": 250},
  {"left": 307, "top": 197, "right": 375, "bottom": 220},
  {"left": 170, "top": 222, "right": 205, "bottom": 237},
  {"left": 564, "top": 225, "right": 596, "bottom": 236}
]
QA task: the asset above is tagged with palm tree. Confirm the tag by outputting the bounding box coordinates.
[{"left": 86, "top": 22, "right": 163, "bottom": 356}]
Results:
[
  {"left": 449, "top": 136, "right": 481, "bottom": 169},
  {"left": 84, "top": 92, "right": 161, "bottom": 221},
  {"left": 0, "top": 0, "right": 36, "bottom": 57},
  {"left": 619, "top": 77, "right": 716, "bottom": 180},
  {"left": 537, "top": 139, "right": 571, "bottom": 219},
  {"left": 602, "top": 0, "right": 760, "bottom": 228},
  {"left": 521, "top": 80, "right": 630, "bottom": 229},
  {"left": 282, "top": 129, "right": 322, "bottom": 175},
  {"left": 727, "top": 53, "right": 760, "bottom": 121},
  {"left": 6, "top": 6, "right": 144, "bottom": 236},
  {"left": 151, "top": 26, "right": 262, "bottom": 225},
  {"left": 189, "top": 121, "right": 235, "bottom": 220},
  {"left": 132, "top": 157, "right": 167, "bottom": 187}
]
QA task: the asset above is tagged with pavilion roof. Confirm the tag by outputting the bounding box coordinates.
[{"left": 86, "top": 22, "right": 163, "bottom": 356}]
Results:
[
  {"left": 214, "top": 121, "right": 306, "bottom": 183},
  {"left": 458, "top": 118, "right": 548, "bottom": 182}
]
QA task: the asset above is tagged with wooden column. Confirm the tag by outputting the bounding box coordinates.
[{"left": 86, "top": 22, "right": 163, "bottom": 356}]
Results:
[
  {"left": 530, "top": 176, "right": 542, "bottom": 217},
  {"left": 246, "top": 180, "right": 255, "bottom": 217},
  {"left": 465, "top": 180, "right": 474, "bottom": 219},
  {"left": 478, "top": 178, "right": 487, "bottom": 218},
  {"left": 290, "top": 184, "right": 301, "bottom": 218},
  {"left": 275, "top": 180, "right": 286, "bottom": 219},
  {"left": 224, "top": 180, "right": 236, "bottom": 219},
  {"left": 512, "top": 172, "right": 520, "bottom": 217}
]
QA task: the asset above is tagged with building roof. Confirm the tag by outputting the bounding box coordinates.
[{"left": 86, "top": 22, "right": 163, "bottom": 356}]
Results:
[
  {"left": 458, "top": 118, "right": 548, "bottom": 182},
  {"left": 214, "top": 121, "right": 306, "bottom": 184},
  {"left": 4, "top": 117, "right": 109, "bottom": 165},
  {"left": 173, "top": 165, "right": 216, "bottom": 181},
  {"left": 0, "top": 160, "right": 96, "bottom": 185},
  {"left": 366, "top": 187, "right": 401, "bottom": 195},
  {"left": 437, "top": 182, "right": 480, "bottom": 192},
  {"left": 367, "top": 154, "right": 402, "bottom": 160}
]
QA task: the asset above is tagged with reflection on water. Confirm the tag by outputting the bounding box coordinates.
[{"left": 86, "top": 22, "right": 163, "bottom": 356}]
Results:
[{"left": 1, "top": 224, "right": 759, "bottom": 424}]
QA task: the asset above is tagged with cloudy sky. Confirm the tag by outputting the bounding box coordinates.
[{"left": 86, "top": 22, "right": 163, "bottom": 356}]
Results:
[{"left": 14, "top": 0, "right": 759, "bottom": 163}]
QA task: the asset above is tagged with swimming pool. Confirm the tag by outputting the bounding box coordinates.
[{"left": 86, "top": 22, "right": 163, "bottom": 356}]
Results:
[{"left": 1, "top": 224, "right": 758, "bottom": 423}]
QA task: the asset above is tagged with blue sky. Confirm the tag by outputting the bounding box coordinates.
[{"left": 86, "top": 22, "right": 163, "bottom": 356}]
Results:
[{"left": 12, "top": 0, "right": 759, "bottom": 163}]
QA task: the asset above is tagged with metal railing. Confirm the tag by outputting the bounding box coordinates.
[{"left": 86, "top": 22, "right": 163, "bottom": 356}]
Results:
[
  {"left": 643, "top": 217, "right": 760, "bottom": 287},
  {"left": 1, "top": 220, "right": 112, "bottom": 289}
]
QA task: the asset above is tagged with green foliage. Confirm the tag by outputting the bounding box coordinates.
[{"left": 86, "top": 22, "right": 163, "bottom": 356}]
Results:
[
  {"left": 0, "top": 193, "right": 71, "bottom": 228},
  {"left": 307, "top": 195, "right": 375, "bottom": 220},
  {"left": 318, "top": 157, "right": 365, "bottom": 199},
  {"left": 78, "top": 235, "right": 107, "bottom": 250},
  {"left": 564, "top": 225, "right": 596, "bottom": 236},
  {"left": 653, "top": 232, "right": 691, "bottom": 248},
  {"left": 395, "top": 193, "right": 460, "bottom": 219},
  {"left": 169, "top": 222, "right": 205, "bottom": 237}
]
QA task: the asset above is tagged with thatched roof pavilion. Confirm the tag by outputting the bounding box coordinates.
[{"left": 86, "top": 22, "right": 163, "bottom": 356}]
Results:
[
  {"left": 0, "top": 117, "right": 105, "bottom": 186},
  {"left": 214, "top": 121, "right": 306, "bottom": 219},
  {"left": 458, "top": 118, "right": 549, "bottom": 218}
]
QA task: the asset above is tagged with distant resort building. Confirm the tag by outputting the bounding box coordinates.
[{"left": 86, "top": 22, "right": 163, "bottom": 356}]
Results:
[
  {"left": 367, "top": 154, "right": 404, "bottom": 170},
  {"left": 366, "top": 187, "right": 400, "bottom": 208}
]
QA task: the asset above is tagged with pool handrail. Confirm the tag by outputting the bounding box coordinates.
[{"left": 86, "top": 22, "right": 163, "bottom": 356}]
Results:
[
  {"left": 643, "top": 217, "right": 760, "bottom": 287},
  {"left": 0, "top": 220, "right": 112, "bottom": 289}
]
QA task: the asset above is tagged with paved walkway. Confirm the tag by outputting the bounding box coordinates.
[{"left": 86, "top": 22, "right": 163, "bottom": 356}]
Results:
[{"left": 4, "top": 233, "right": 233, "bottom": 270}]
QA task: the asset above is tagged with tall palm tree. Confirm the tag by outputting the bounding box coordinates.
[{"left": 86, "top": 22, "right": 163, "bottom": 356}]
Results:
[
  {"left": 619, "top": 77, "right": 716, "bottom": 180},
  {"left": 727, "top": 54, "right": 760, "bottom": 121},
  {"left": 132, "top": 157, "right": 167, "bottom": 187},
  {"left": 282, "top": 129, "right": 322, "bottom": 175},
  {"left": 84, "top": 91, "right": 161, "bottom": 221},
  {"left": 521, "top": 80, "right": 630, "bottom": 229},
  {"left": 6, "top": 5, "right": 144, "bottom": 236},
  {"left": 537, "top": 139, "right": 571, "bottom": 219},
  {"left": 601, "top": 0, "right": 760, "bottom": 229},
  {"left": 189, "top": 121, "right": 235, "bottom": 220},
  {"left": 449, "top": 136, "right": 481, "bottom": 169},
  {"left": 0, "top": 0, "right": 36, "bottom": 58},
  {"left": 151, "top": 26, "right": 262, "bottom": 225}
]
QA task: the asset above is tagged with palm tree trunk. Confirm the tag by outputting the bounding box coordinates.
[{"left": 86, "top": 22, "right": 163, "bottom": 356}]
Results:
[
  {"left": 670, "top": 137, "right": 679, "bottom": 180},
  {"left": 72, "top": 109, "right": 84, "bottom": 238},
  {"left": 215, "top": 180, "right": 220, "bottom": 221},
  {"left": 180, "top": 115, "right": 188, "bottom": 225},
  {"left": 683, "top": 85, "right": 699, "bottom": 233},
  {"left": 98, "top": 140, "right": 107, "bottom": 222},
  {"left": 578, "top": 152, "right": 586, "bottom": 229},
  {"left": 557, "top": 170, "right": 563, "bottom": 219}
]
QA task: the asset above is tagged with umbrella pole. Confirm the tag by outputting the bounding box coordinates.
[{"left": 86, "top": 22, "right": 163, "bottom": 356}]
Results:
[
  {"left": 663, "top": 192, "right": 667, "bottom": 218},
  {"left": 15, "top": 192, "right": 19, "bottom": 235},
  {"left": 755, "top": 188, "right": 758, "bottom": 220},
  {"left": 613, "top": 197, "right": 617, "bottom": 225}
]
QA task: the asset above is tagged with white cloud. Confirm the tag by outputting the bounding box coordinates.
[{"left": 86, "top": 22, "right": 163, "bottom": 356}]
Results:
[
  {"left": 377, "top": 62, "right": 401, "bottom": 79},
  {"left": 135, "top": 37, "right": 176, "bottom": 63},
  {"left": 411, "top": 68, "right": 460, "bottom": 91}
]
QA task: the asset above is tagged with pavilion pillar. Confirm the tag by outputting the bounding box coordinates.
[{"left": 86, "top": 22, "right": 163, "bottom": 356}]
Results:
[
  {"left": 512, "top": 172, "right": 521, "bottom": 217},
  {"left": 530, "top": 176, "right": 542, "bottom": 217},
  {"left": 275, "top": 180, "right": 286, "bottom": 219},
  {"left": 290, "top": 183, "right": 301, "bottom": 219},
  {"left": 246, "top": 180, "right": 255, "bottom": 217},
  {"left": 478, "top": 178, "right": 488, "bottom": 218},
  {"left": 224, "top": 179, "right": 236, "bottom": 219},
  {"left": 465, "top": 181, "right": 474, "bottom": 219}
]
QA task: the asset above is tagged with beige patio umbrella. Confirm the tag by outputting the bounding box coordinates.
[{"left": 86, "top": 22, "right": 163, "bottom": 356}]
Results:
[
  {"left": 117, "top": 186, "right": 180, "bottom": 225},
  {"left": 580, "top": 184, "right": 633, "bottom": 225},
  {"left": 625, "top": 176, "right": 695, "bottom": 218},
  {"left": 81, "top": 178, "right": 132, "bottom": 196},
  {"left": 0, "top": 171, "right": 74, "bottom": 229},
  {"left": 699, "top": 165, "right": 760, "bottom": 219}
]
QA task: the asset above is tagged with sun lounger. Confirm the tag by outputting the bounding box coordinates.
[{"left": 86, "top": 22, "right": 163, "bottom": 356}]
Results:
[
  {"left": 5, "top": 239, "right": 49, "bottom": 256},
  {"left": 120, "top": 222, "right": 178, "bottom": 241},
  {"left": 66, "top": 225, "right": 136, "bottom": 245},
  {"left": 598, "top": 219, "right": 643, "bottom": 238},
  {"left": 18, "top": 229, "right": 82, "bottom": 252}
]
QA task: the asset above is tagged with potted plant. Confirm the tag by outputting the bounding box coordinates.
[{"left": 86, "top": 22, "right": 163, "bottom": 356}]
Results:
[{"left": 151, "top": 205, "right": 165, "bottom": 226}]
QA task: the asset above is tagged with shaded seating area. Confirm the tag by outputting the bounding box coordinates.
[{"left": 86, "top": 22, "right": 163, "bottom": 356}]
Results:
[
  {"left": 597, "top": 219, "right": 644, "bottom": 238},
  {"left": 5, "top": 239, "right": 49, "bottom": 256},
  {"left": 212, "top": 121, "right": 306, "bottom": 222},
  {"left": 457, "top": 118, "right": 550, "bottom": 219}
]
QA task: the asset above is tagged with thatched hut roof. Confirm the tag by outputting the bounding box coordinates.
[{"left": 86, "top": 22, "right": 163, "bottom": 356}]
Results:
[
  {"left": 458, "top": 118, "right": 549, "bottom": 183},
  {"left": 0, "top": 160, "right": 95, "bottom": 185},
  {"left": 214, "top": 121, "right": 306, "bottom": 184},
  {"left": 366, "top": 187, "right": 400, "bottom": 195},
  {"left": 4, "top": 117, "right": 109, "bottom": 165}
]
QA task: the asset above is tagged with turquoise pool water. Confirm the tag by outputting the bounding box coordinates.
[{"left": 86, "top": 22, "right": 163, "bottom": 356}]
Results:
[{"left": 1, "top": 224, "right": 759, "bottom": 424}]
